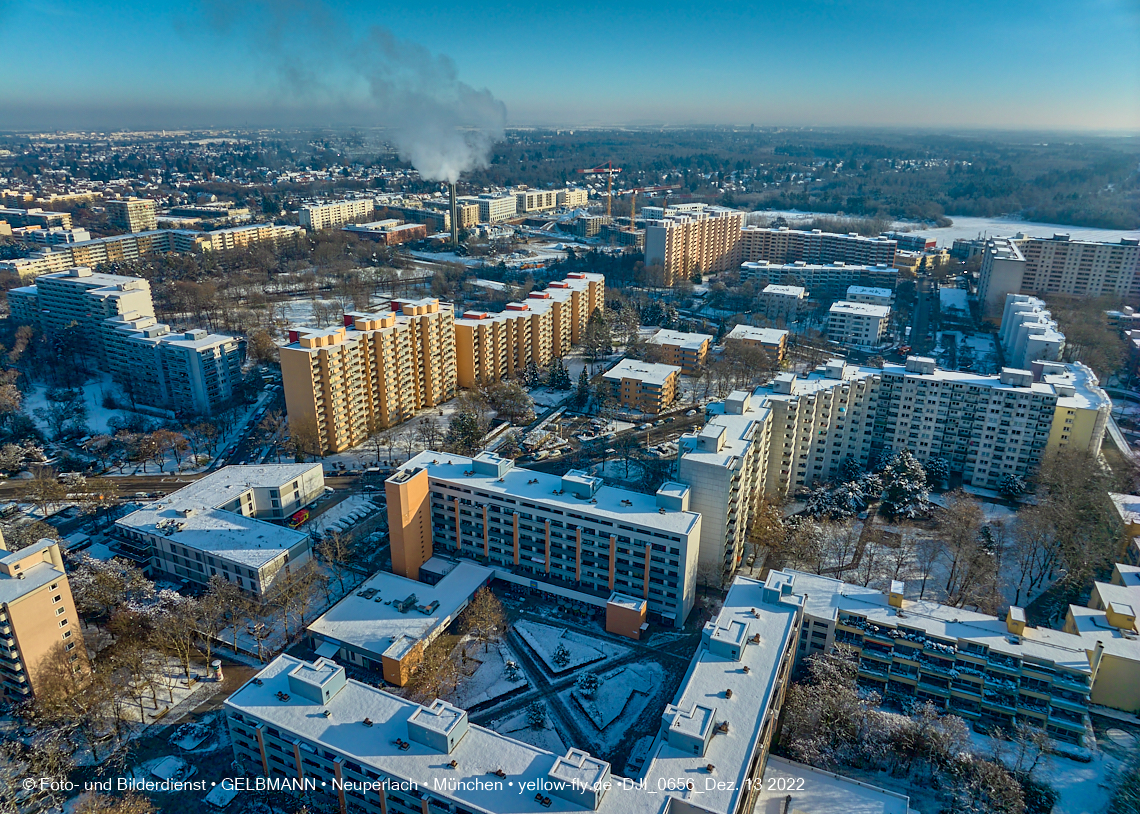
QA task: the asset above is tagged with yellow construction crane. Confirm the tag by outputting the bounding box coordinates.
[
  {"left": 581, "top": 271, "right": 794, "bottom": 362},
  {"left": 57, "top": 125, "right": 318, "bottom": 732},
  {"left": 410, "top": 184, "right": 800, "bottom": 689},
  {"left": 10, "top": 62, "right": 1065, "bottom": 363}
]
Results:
[{"left": 576, "top": 162, "right": 622, "bottom": 220}]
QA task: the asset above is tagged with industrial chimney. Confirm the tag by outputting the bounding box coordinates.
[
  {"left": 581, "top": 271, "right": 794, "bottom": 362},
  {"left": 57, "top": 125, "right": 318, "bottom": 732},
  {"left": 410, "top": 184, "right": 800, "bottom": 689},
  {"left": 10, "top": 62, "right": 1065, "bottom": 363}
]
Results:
[{"left": 449, "top": 182, "right": 459, "bottom": 248}]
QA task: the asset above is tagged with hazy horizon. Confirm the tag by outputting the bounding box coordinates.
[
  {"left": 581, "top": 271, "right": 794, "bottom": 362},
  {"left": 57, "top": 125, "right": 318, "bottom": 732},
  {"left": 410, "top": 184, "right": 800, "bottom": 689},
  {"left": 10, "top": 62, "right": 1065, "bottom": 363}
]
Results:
[{"left": 1, "top": 0, "right": 1138, "bottom": 132}]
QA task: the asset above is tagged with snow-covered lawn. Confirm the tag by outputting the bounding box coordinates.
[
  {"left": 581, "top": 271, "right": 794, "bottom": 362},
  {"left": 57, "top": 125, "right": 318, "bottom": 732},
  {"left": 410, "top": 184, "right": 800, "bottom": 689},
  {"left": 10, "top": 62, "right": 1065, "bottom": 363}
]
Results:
[
  {"left": 23, "top": 374, "right": 133, "bottom": 437},
  {"left": 514, "top": 621, "right": 609, "bottom": 673},
  {"left": 570, "top": 663, "right": 662, "bottom": 730},
  {"left": 489, "top": 703, "right": 566, "bottom": 755},
  {"left": 450, "top": 640, "right": 527, "bottom": 708}
]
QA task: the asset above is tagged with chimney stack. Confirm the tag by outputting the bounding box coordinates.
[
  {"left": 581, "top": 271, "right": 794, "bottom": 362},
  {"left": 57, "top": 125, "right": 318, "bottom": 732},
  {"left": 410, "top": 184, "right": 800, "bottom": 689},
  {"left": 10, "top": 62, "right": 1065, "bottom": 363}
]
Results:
[{"left": 449, "top": 182, "right": 459, "bottom": 249}]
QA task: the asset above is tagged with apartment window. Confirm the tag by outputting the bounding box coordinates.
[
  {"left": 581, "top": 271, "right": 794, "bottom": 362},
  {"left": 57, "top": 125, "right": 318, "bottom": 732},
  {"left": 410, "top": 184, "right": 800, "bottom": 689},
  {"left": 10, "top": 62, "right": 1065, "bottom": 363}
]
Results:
[
  {"left": 52, "top": 595, "right": 62, "bottom": 604},
  {"left": 62, "top": 630, "right": 72, "bottom": 639},
  {"left": 50, "top": 582, "right": 59, "bottom": 590},
  {"left": 55, "top": 607, "right": 65, "bottom": 616},
  {"left": 65, "top": 642, "right": 76, "bottom": 652},
  {"left": 58, "top": 619, "right": 68, "bottom": 628}
]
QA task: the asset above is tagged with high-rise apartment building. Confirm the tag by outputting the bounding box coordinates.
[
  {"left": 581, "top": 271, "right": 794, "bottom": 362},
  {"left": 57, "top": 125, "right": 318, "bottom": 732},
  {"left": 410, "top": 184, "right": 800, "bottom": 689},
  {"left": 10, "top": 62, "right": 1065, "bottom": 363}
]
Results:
[
  {"left": 8, "top": 267, "right": 242, "bottom": 415},
  {"left": 999, "top": 294, "right": 1065, "bottom": 369},
  {"left": 281, "top": 299, "right": 457, "bottom": 453},
  {"left": 978, "top": 234, "right": 1140, "bottom": 315},
  {"left": 0, "top": 206, "right": 72, "bottom": 230},
  {"left": 385, "top": 451, "right": 702, "bottom": 627},
  {"left": 740, "top": 226, "right": 897, "bottom": 267},
  {"left": 0, "top": 540, "right": 84, "bottom": 703},
  {"left": 7, "top": 267, "right": 155, "bottom": 364},
  {"left": 453, "top": 273, "right": 604, "bottom": 388},
  {"left": 740, "top": 260, "right": 898, "bottom": 300},
  {"left": 107, "top": 197, "right": 157, "bottom": 233},
  {"left": 644, "top": 205, "right": 746, "bottom": 286},
  {"left": 300, "top": 199, "right": 375, "bottom": 231}
]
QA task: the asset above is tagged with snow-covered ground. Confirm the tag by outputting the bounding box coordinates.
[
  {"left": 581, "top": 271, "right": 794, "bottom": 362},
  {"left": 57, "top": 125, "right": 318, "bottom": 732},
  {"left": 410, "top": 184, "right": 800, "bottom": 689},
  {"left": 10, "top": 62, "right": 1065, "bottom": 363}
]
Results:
[
  {"left": 450, "top": 639, "right": 527, "bottom": 708},
  {"left": 569, "top": 663, "right": 663, "bottom": 731},
  {"left": 515, "top": 620, "right": 610, "bottom": 673},
  {"left": 23, "top": 373, "right": 136, "bottom": 437},
  {"left": 488, "top": 702, "right": 566, "bottom": 755}
]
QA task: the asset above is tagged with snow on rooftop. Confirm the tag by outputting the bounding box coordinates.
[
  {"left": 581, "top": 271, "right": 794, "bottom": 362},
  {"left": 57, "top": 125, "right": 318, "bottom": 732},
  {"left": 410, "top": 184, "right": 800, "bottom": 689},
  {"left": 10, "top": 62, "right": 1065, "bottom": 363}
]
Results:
[
  {"left": 399, "top": 452, "right": 700, "bottom": 537},
  {"left": 829, "top": 300, "right": 891, "bottom": 318},
  {"left": 647, "top": 329, "right": 713, "bottom": 350},
  {"left": 308, "top": 561, "right": 494, "bottom": 659},
  {"left": 602, "top": 359, "right": 681, "bottom": 386},
  {"left": 723, "top": 325, "right": 788, "bottom": 345},
  {"left": 115, "top": 464, "right": 317, "bottom": 567},
  {"left": 754, "top": 756, "right": 911, "bottom": 814}
]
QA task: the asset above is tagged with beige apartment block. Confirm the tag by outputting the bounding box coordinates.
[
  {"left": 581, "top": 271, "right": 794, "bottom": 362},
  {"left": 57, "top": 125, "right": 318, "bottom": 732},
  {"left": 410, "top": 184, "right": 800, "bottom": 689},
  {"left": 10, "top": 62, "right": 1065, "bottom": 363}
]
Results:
[
  {"left": 514, "top": 188, "right": 560, "bottom": 213},
  {"left": 301, "top": 199, "right": 375, "bottom": 231},
  {"left": 281, "top": 299, "right": 457, "bottom": 453},
  {"left": 107, "top": 197, "right": 157, "bottom": 233},
  {"left": 644, "top": 205, "right": 745, "bottom": 286},
  {"left": 646, "top": 329, "right": 712, "bottom": 374},
  {"left": 603, "top": 359, "right": 680, "bottom": 414},
  {"left": 0, "top": 540, "right": 84, "bottom": 702},
  {"left": 723, "top": 325, "right": 789, "bottom": 364},
  {"left": 454, "top": 273, "right": 604, "bottom": 388},
  {"left": 557, "top": 188, "right": 589, "bottom": 208}
]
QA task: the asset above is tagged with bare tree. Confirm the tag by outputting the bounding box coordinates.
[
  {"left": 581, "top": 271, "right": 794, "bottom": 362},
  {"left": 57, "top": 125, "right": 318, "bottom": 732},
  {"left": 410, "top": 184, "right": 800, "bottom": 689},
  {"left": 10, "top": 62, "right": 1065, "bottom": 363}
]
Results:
[{"left": 459, "top": 588, "right": 506, "bottom": 652}]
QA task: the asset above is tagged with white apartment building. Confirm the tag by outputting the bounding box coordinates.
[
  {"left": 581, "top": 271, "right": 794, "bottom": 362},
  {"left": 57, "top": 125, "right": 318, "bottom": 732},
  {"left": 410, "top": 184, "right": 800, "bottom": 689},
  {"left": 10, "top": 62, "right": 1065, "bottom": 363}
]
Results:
[
  {"left": 387, "top": 451, "right": 702, "bottom": 628},
  {"left": 758, "top": 284, "right": 806, "bottom": 322},
  {"left": 7, "top": 267, "right": 155, "bottom": 364},
  {"left": 301, "top": 199, "right": 376, "bottom": 231},
  {"left": 514, "top": 188, "right": 559, "bottom": 213},
  {"left": 226, "top": 573, "right": 909, "bottom": 814},
  {"left": 107, "top": 197, "right": 157, "bottom": 233},
  {"left": 677, "top": 390, "right": 772, "bottom": 584},
  {"left": 978, "top": 233, "right": 1140, "bottom": 315},
  {"left": 740, "top": 226, "right": 898, "bottom": 267},
  {"left": 827, "top": 300, "right": 890, "bottom": 347},
  {"left": 678, "top": 358, "right": 1110, "bottom": 553},
  {"left": 12, "top": 226, "right": 92, "bottom": 246},
  {"left": 845, "top": 285, "right": 894, "bottom": 307},
  {"left": 114, "top": 464, "right": 323, "bottom": 598},
  {"left": 103, "top": 318, "right": 244, "bottom": 416},
  {"left": 999, "top": 294, "right": 1065, "bottom": 369},
  {"left": 475, "top": 194, "right": 517, "bottom": 223},
  {"left": 740, "top": 260, "right": 898, "bottom": 300}
]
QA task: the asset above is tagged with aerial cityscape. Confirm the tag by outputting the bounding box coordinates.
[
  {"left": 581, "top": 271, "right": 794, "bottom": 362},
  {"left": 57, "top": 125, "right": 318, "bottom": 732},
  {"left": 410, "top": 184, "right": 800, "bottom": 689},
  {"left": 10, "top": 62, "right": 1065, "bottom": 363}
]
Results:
[{"left": 0, "top": 3, "right": 1138, "bottom": 814}]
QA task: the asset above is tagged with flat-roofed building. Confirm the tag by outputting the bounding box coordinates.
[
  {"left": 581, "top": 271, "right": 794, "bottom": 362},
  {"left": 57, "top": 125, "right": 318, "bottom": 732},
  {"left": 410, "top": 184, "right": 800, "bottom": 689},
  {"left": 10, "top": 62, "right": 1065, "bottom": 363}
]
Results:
[
  {"left": 386, "top": 451, "right": 702, "bottom": 627},
  {"left": 999, "top": 293, "right": 1065, "bottom": 368},
  {"left": 740, "top": 260, "right": 899, "bottom": 301},
  {"left": 307, "top": 558, "right": 493, "bottom": 685},
  {"left": 845, "top": 285, "right": 894, "bottom": 307},
  {"left": 646, "top": 329, "right": 712, "bottom": 374},
  {"left": 514, "top": 188, "right": 560, "bottom": 213},
  {"left": 1065, "top": 562, "right": 1140, "bottom": 711},
  {"left": 0, "top": 540, "right": 85, "bottom": 703},
  {"left": 301, "top": 199, "right": 375, "bottom": 231},
  {"left": 723, "top": 324, "right": 788, "bottom": 364},
  {"left": 557, "top": 188, "right": 589, "bottom": 208},
  {"left": 475, "top": 193, "right": 517, "bottom": 223},
  {"left": 281, "top": 299, "right": 457, "bottom": 453},
  {"left": 113, "top": 464, "right": 323, "bottom": 598},
  {"left": 453, "top": 273, "right": 604, "bottom": 388},
  {"left": 827, "top": 300, "right": 891, "bottom": 347},
  {"left": 978, "top": 237, "right": 1028, "bottom": 316},
  {"left": 758, "top": 283, "right": 806, "bottom": 323},
  {"left": 602, "top": 359, "right": 680, "bottom": 414},
  {"left": 0, "top": 206, "right": 72, "bottom": 229},
  {"left": 740, "top": 226, "right": 897, "bottom": 267},
  {"left": 644, "top": 205, "right": 746, "bottom": 286},
  {"left": 107, "top": 197, "right": 157, "bottom": 233},
  {"left": 343, "top": 220, "right": 427, "bottom": 245},
  {"left": 778, "top": 568, "right": 1094, "bottom": 745}
]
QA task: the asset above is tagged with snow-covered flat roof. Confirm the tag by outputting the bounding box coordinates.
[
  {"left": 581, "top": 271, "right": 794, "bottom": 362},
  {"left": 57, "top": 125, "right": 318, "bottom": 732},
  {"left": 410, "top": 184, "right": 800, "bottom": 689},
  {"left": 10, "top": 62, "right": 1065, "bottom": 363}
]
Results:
[
  {"left": 647, "top": 329, "right": 713, "bottom": 351},
  {"left": 307, "top": 561, "right": 494, "bottom": 659},
  {"left": 1110, "top": 492, "right": 1140, "bottom": 527},
  {"left": 226, "top": 655, "right": 656, "bottom": 814},
  {"left": 847, "top": 285, "right": 894, "bottom": 298},
  {"left": 828, "top": 300, "right": 891, "bottom": 318},
  {"left": 723, "top": 325, "right": 788, "bottom": 345},
  {"left": 761, "top": 284, "right": 806, "bottom": 297},
  {"left": 401, "top": 452, "right": 701, "bottom": 538},
  {"left": 0, "top": 559, "right": 60, "bottom": 605},
  {"left": 115, "top": 465, "right": 318, "bottom": 568},
  {"left": 602, "top": 359, "right": 681, "bottom": 386},
  {"left": 642, "top": 576, "right": 800, "bottom": 814},
  {"left": 782, "top": 570, "right": 1093, "bottom": 674}
]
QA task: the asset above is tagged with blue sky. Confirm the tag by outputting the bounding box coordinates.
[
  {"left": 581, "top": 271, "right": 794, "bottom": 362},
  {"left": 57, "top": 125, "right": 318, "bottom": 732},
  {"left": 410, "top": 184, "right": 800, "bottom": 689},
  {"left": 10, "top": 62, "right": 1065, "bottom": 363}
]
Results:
[{"left": 1, "top": 0, "right": 1138, "bottom": 130}]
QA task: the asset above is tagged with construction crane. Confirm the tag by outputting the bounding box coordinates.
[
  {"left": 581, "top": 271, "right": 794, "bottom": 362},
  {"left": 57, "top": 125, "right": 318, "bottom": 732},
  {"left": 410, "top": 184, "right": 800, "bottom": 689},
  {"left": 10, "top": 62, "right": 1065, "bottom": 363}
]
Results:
[{"left": 576, "top": 162, "right": 621, "bottom": 220}]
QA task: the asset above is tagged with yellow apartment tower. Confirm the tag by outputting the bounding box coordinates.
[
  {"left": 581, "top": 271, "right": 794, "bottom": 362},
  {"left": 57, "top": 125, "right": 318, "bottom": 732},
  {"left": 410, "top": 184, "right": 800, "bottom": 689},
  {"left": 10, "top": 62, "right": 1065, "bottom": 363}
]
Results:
[
  {"left": 454, "top": 272, "right": 604, "bottom": 388},
  {"left": 281, "top": 298, "right": 456, "bottom": 454}
]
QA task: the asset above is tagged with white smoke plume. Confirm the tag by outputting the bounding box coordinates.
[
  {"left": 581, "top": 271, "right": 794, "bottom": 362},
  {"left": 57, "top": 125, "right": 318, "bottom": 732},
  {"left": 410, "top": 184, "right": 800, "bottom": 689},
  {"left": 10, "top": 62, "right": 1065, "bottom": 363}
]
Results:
[{"left": 203, "top": 1, "right": 506, "bottom": 183}]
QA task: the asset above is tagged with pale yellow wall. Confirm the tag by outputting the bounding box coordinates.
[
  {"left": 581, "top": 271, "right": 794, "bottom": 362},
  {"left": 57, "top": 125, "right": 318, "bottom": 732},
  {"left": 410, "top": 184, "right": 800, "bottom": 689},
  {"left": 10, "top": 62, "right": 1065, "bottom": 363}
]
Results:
[{"left": 1091, "top": 653, "right": 1140, "bottom": 712}]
